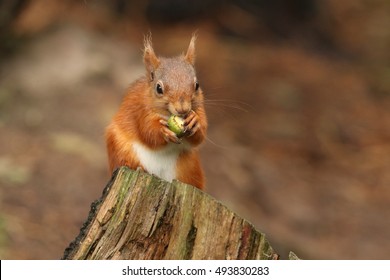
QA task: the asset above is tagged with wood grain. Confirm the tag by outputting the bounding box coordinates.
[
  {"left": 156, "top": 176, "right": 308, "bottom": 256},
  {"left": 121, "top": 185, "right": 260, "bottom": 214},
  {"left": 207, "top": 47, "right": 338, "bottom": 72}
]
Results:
[{"left": 63, "top": 167, "right": 279, "bottom": 260}]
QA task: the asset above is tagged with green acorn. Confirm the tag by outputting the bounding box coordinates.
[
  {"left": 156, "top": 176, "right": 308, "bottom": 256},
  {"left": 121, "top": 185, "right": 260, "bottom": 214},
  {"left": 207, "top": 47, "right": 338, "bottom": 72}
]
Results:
[{"left": 167, "top": 115, "right": 185, "bottom": 137}]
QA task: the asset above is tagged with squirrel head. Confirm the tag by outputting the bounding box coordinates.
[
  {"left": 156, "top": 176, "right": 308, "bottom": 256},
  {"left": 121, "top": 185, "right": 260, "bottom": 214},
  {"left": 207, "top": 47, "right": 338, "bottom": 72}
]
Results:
[{"left": 143, "top": 34, "right": 203, "bottom": 117}]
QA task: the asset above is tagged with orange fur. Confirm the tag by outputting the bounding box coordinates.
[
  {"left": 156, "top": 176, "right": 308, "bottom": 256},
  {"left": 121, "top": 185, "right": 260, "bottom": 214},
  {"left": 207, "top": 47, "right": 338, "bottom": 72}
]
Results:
[
  {"left": 176, "top": 149, "right": 205, "bottom": 189},
  {"left": 105, "top": 35, "right": 207, "bottom": 190}
]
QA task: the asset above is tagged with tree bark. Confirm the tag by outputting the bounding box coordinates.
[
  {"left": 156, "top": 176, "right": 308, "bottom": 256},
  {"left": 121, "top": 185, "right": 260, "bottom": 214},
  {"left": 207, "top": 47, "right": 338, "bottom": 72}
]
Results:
[{"left": 63, "top": 167, "right": 279, "bottom": 260}]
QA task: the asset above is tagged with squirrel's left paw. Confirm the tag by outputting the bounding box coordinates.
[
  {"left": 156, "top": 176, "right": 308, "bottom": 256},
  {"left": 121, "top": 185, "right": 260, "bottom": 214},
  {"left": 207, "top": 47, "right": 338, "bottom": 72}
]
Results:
[{"left": 184, "top": 110, "right": 200, "bottom": 137}]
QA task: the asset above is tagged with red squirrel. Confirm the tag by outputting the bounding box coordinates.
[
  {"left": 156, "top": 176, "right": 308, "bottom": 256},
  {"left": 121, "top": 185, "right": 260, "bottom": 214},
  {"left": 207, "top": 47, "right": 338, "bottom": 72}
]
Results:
[{"left": 105, "top": 35, "right": 207, "bottom": 189}]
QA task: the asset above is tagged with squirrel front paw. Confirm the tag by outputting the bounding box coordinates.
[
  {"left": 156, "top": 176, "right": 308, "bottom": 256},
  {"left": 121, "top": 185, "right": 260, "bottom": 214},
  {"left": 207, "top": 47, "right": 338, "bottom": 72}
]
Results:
[
  {"left": 184, "top": 110, "right": 200, "bottom": 137},
  {"left": 159, "top": 119, "right": 181, "bottom": 144}
]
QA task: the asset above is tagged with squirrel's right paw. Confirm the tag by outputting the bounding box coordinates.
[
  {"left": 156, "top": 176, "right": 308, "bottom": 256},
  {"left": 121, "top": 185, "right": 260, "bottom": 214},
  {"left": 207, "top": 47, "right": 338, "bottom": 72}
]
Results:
[{"left": 160, "top": 120, "right": 181, "bottom": 144}]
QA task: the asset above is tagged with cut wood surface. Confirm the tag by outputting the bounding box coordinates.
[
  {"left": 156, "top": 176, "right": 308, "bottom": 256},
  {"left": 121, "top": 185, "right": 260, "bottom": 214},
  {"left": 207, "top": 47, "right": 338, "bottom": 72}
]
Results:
[{"left": 63, "top": 167, "right": 280, "bottom": 260}]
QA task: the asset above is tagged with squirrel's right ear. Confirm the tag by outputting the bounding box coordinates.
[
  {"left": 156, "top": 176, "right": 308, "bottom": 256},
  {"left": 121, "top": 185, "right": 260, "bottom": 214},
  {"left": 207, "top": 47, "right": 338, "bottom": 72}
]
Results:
[
  {"left": 185, "top": 33, "right": 197, "bottom": 65},
  {"left": 143, "top": 35, "right": 160, "bottom": 80}
]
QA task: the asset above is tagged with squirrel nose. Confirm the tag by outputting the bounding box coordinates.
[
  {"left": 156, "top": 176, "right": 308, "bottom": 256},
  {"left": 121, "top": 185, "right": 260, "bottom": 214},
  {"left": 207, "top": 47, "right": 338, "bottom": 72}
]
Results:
[
  {"left": 175, "top": 102, "right": 191, "bottom": 117},
  {"left": 176, "top": 108, "right": 190, "bottom": 117}
]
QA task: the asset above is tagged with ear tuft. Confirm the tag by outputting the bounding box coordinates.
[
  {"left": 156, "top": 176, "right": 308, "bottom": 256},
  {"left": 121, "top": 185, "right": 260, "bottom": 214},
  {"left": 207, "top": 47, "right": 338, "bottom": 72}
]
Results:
[
  {"left": 185, "top": 33, "right": 197, "bottom": 65},
  {"left": 143, "top": 33, "right": 160, "bottom": 76}
]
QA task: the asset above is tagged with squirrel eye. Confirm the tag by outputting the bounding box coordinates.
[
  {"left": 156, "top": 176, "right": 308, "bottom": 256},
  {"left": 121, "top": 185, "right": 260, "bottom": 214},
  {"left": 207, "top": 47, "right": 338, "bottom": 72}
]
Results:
[
  {"left": 156, "top": 82, "right": 164, "bottom": 95},
  {"left": 195, "top": 81, "right": 200, "bottom": 91}
]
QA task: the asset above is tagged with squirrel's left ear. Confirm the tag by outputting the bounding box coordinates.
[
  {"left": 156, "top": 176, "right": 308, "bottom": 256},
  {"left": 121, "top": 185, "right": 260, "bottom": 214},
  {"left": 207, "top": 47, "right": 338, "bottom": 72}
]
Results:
[
  {"left": 185, "top": 34, "right": 197, "bottom": 65},
  {"left": 143, "top": 34, "right": 160, "bottom": 79}
]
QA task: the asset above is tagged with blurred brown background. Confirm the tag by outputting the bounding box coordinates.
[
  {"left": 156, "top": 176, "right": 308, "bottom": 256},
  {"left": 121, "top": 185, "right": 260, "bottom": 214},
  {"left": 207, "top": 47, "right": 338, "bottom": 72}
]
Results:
[{"left": 0, "top": 0, "right": 390, "bottom": 259}]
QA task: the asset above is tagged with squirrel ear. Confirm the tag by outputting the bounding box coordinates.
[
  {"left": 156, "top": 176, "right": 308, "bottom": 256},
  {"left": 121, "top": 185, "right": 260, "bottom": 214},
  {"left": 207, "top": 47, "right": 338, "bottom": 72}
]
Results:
[
  {"left": 185, "top": 33, "right": 197, "bottom": 65},
  {"left": 143, "top": 34, "right": 160, "bottom": 76}
]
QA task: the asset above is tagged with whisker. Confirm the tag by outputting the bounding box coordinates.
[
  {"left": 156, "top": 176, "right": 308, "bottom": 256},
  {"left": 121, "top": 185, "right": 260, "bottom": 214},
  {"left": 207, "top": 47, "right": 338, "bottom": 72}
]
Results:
[
  {"left": 204, "top": 98, "right": 252, "bottom": 105},
  {"left": 204, "top": 102, "right": 250, "bottom": 113},
  {"left": 204, "top": 135, "right": 230, "bottom": 150}
]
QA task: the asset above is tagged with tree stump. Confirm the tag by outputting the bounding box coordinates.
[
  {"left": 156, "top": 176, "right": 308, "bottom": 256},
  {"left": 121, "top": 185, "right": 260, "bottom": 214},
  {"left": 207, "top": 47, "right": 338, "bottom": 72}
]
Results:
[{"left": 62, "top": 167, "right": 279, "bottom": 260}]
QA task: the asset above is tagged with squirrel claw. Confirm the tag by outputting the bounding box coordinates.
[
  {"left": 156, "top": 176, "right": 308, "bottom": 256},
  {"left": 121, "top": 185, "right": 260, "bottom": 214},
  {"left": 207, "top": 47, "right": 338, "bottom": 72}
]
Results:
[
  {"left": 161, "top": 125, "right": 181, "bottom": 144},
  {"left": 159, "top": 119, "right": 168, "bottom": 127},
  {"left": 184, "top": 110, "right": 200, "bottom": 137},
  {"left": 187, "top": 124, "right": 199, "bottom": 137}
]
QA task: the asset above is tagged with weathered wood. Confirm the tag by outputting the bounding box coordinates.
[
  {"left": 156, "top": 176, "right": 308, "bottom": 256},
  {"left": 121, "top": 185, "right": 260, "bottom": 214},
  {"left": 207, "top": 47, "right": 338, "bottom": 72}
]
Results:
[{"left": 62, "top": 167, "right": 279, "bottom": 260}]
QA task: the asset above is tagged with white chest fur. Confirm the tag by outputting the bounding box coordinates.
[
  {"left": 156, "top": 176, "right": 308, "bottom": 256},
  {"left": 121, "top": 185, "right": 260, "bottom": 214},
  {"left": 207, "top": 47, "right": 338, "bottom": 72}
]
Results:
[{"left": 132, "top": 142, "right": 188, "bottom": 182}]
